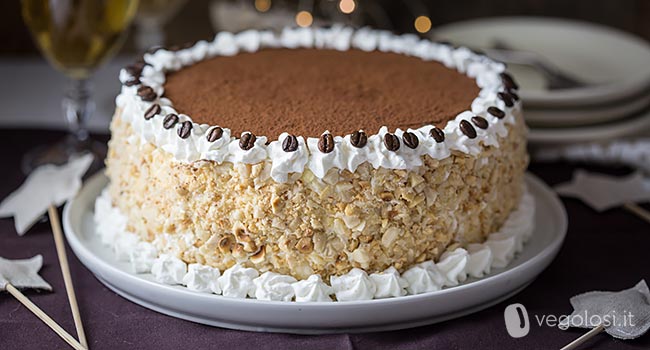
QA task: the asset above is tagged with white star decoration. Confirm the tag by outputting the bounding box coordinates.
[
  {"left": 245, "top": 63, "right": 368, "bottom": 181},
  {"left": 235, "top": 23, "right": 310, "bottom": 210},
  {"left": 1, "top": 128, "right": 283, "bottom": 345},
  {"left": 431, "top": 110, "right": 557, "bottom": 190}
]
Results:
[
  {"left": 0, "top": 154, "right": 92, "bottom": 235},
  {"left": 562, "top": 280, "right": 650, "bottom": 340},
  {"left": 555, "top": 170, "right": 650, "bottom": 211},
  {"left": 0, "top": 255, "right": 52, "bottom": 291}
]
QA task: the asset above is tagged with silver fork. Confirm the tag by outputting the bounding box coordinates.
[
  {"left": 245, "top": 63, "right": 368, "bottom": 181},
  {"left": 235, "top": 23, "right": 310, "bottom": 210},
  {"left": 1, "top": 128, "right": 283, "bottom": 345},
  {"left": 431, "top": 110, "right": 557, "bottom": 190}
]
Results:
[{"left": 484, "top": 39, "right": 588, "bottom": 90}]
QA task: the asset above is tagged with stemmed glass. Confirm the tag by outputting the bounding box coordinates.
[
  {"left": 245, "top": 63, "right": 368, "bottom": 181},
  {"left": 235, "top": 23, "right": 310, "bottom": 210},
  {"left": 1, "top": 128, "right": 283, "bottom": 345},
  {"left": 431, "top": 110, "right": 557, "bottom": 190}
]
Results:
[
  {"left": 134, "top": 0, "right": 187, "bottom": 52},
  {"left": 21, "top": 0, "right": 139, "bottom": 173}
]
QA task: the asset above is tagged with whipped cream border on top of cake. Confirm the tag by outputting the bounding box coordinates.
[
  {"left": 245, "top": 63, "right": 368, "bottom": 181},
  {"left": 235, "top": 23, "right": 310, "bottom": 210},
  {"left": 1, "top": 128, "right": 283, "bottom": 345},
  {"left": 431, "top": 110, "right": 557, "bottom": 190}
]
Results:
[
  {"left": 94, "top": 185, "right": 535, "bottom": 302},
  {"left": 114, "top": 25, "right": 523, "bottom": 183}
]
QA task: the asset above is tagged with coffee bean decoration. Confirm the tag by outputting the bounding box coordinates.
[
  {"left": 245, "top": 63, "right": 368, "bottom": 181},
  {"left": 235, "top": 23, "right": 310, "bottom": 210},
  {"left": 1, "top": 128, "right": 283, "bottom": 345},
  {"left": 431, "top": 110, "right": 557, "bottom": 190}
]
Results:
[
  {"left": 383, "top": 133, "right": 400, "bottom": 151},
  {"left": 282, "top": 134, "right": 299, "bottom": 152},
  {"left": 178, "top": 121, "right": 193, "bottom": 139},
  {"left": 144, "top": 104, "right": 161, "bottom": 120},
  {"left": 508, "top": 90, "right": 520, "bottom": 101},
  {"left": 497, "top": 92, "right": 514, "bottom": 107},
  {"left": 206, "top": 127, "right": 224, "bottom": 142},
  {"left": 429, "top": 127, "right": 445, "bottom": 143},
  {"left": 137, "top": 85, "right": 152, "bottom": 94},
  {"left": 459, "top": 120, "right": 477, "bottom": 139},
  {"left": 500, "top": 72, "right": 519, "bottom": 90},
  {"left": 487, "top": 106, "right": 505, "bottom": 119},
  {"left": 402, "top": 131, "right": 419, "bottom": 149},
  {"left": 471, "top": 116, "right": 489, "bottom": 129},
  {"left": 125, "top": 63, "right": 144, "bottom": 77},
  {"left": 124, "top": 78, "right": 140, "bottom": 87},
  {"left": 350, "top": 130, "right": 368, "bottom": 148},
  {"left": 137, "top": 86, "right": 157, "bottom": 102},
  {"left": 318, "top": 133, "right": 335, "bottom": 153},
  {"left": 163, "top": 114, "right": 179, "bottom": 129},
  {"left": 239, "top": 132, "right": 256, "bottom": 150}
]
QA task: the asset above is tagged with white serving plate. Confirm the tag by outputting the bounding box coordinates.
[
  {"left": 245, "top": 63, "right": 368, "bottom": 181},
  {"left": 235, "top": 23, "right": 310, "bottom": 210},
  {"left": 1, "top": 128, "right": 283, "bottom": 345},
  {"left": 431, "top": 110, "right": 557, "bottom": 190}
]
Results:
[
  {"left": 434, "top": 17, "right": 650, "bottom": 109},
  {"left": 63, "top": 173, "right": 567, "bottom": 334}
]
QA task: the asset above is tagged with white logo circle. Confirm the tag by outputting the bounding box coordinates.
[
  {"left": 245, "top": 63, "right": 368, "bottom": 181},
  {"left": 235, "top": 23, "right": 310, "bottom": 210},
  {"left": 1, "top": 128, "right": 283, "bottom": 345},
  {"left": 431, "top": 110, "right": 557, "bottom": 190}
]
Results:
[{"left": 504, "top": 303, "right": 530, "bottom": 338}]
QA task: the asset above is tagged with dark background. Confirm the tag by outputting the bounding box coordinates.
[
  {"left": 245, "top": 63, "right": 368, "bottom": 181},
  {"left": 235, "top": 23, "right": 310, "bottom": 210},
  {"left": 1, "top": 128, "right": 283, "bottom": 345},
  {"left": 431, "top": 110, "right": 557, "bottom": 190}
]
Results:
[{"left": 2, "top": 0, "right": 649, "bottom": 55}]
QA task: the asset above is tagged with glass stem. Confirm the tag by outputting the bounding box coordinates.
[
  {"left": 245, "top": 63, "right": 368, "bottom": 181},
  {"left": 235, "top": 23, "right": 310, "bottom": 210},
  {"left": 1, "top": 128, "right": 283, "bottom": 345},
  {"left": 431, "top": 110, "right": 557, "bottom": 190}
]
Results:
[
  {"left": 63, "top": 78, "right": 95, "bottom": 144},
  {"left": 136, "top": 21, "right": 165, "bottom": 53}
]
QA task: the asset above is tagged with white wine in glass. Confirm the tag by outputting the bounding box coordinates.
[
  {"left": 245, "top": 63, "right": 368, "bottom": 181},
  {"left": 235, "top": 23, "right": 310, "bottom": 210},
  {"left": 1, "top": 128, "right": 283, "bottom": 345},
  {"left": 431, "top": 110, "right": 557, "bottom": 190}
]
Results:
[{"left": 21, "top": 0, "right": 139, "bottom": 173}]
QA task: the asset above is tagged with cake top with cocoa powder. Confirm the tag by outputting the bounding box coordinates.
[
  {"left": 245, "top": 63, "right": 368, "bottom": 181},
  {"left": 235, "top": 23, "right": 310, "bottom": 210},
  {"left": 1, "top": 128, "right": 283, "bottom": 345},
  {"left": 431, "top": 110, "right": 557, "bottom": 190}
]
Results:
[{"left": 163, "top": 48, "right": 479, "bottom": 140}]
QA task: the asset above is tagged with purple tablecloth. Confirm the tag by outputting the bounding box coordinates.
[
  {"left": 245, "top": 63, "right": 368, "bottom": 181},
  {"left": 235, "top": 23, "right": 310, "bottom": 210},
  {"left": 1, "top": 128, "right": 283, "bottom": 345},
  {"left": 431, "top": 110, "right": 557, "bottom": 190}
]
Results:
[{"left": 1, "top": 129, "right": 649, "bottom": 350}]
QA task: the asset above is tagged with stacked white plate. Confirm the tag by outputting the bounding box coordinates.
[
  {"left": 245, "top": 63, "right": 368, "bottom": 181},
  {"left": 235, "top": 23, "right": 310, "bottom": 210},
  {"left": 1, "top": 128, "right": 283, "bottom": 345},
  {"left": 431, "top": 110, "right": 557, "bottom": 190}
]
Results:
[{"left": 434, "top": 17, "right": 650, "bottom": 144}]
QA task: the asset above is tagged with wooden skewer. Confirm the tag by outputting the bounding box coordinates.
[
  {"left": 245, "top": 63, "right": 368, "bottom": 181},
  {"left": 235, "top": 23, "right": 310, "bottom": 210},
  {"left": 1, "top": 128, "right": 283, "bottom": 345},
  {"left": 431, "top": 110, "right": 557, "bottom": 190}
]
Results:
[
  {"left": 560, "top": 324, "right": 605, "bottom": 350},
  {"left": 48, "top": 205, "right": 88, "bottom": 348},
  {"left": 6, "top": 284, "right": 86, "bottom": 350},
  {"left": 623, "top": 202, "right": 650, "bottom": 224}
]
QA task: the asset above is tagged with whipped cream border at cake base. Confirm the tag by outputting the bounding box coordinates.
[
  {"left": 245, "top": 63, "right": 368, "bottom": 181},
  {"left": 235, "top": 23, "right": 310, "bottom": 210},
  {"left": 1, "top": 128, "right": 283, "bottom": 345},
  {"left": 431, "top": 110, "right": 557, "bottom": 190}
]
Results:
[
  {"left": 115, "top": 25, "right": 523, "bottom": 184},
  {"left": 93, "top": 185, "right": 535, "bottom": 302}
]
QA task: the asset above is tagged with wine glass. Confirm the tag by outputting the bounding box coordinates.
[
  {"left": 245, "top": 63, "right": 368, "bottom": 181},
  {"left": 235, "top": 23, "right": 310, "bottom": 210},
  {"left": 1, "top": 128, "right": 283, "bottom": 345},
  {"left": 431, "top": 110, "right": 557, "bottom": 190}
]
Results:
[
  {"left": 134, "top": 0, "right": 187, "bottom": 52},
  {"left": 21, "top": 0, "right": 139, "bottom": 173}
]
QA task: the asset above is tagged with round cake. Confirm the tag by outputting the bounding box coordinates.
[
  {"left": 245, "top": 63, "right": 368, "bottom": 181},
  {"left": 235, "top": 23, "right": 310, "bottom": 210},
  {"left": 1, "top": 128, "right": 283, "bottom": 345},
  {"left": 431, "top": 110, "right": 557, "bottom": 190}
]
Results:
[{"left": 100, "top": 26, "right": 531, "bottom": 301}]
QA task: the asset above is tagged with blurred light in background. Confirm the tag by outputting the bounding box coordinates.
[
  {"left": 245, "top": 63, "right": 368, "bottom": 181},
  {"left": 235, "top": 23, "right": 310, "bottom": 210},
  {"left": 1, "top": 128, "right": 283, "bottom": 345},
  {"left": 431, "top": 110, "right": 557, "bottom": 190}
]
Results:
[
  {"left": 254, "top": 0, "right": 272, "bottom": 13},
  {"left": 338, "top": 0, "right": 355, "bottom": 14},
  {"left": 414, "top": 15, "right": 431, "bottom": 33},
  {"left": 296, "top": 10, "right": 313, "bottom": 27}
]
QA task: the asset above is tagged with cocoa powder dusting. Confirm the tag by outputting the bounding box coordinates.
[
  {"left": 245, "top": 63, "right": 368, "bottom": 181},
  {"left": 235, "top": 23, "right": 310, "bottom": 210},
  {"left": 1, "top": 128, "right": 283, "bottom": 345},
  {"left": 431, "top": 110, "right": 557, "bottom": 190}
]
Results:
[{"left": 163, "top": 49, "right": 480, "bottom": 140}]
